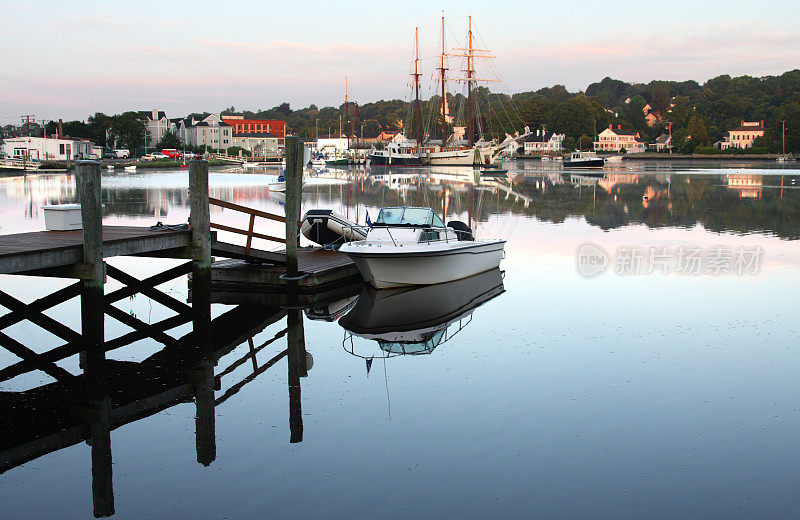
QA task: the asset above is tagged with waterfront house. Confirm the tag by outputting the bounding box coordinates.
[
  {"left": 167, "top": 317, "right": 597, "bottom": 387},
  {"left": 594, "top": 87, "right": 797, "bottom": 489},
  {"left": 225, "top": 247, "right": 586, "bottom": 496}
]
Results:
[
  {"left": 139, "top": 110, "right": 170, "bottom": 147},
  {"left": 232, "top": 133, "right": 280, "bottom": 157},
  {"left": 181, "top": 114, "right": 233, "bottom": 150},
  {"left": 522, "top": 130, "right": 565, "bottom": 155},
  {"left": 594, "top": 125, "right": 647, "bottom": 153},
  {"left": 1, "top": 136, "right": 94, "bottom": 161},
  {"left": 316, "top": 135, "right": 350, "bottom": 155},
  {"left": 721, "top": 120, "right": 765, "bottom": 149},
  {"left": 649, "top": 134, "right": 672, "bottom": 152}
]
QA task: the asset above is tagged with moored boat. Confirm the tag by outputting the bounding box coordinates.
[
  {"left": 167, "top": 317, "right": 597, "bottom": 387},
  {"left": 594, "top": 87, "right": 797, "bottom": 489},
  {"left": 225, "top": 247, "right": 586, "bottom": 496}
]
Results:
[
  {"left": 563, "top": 151, "right": 605, "bottom": 168},
  {"left": 368, "top": 142, "right": 424, "bottom": 166},
  {"left": 338, "top": 206, "right": 505, "bottom": 289}
]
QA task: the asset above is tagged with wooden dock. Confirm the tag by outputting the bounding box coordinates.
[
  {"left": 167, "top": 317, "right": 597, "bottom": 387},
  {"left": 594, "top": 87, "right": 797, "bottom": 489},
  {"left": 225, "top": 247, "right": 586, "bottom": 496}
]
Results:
[{"left": 0, "top": 226, "right": 193, "bottom": 276}]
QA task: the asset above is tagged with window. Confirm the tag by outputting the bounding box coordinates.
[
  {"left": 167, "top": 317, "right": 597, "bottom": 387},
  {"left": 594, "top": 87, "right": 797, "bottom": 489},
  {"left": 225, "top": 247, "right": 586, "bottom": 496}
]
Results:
[{"left": 59, "top": 144, "right": 65, "bottom": 154}]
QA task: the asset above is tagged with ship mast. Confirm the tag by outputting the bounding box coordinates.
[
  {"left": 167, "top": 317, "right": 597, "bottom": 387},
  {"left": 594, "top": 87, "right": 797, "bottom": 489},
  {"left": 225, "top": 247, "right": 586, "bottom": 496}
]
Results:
[
  {"left": 414, "top": 26, "right": 423, "bottom": 151},
  {"left": 344, "top": 75, "right": 349, "bottom": 148},
  {"left": 439, "top": 13, "right": 447, "bottom": 146},
  {"left": 467, "top": 15, "right": 474, "bottom": 147}
]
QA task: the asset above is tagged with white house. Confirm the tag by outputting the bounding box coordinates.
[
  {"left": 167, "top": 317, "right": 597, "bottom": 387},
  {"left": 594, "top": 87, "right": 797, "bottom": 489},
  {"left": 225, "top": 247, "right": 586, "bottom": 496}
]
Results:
[
  {"left": 316, "top": 135, "right": 350, "bottom": 155},
  {"left": 2, "top": 136, "right": 94, "bottom": 161},
  {"left": 523, "top": 130, "right": 565, "bottom": 155},
  {"left": 140, "top": 110, "right": 170, "bottom": 147},
  {"left": 594, "top": 124, "right": 647, "bottom": 153},
  {"left": 181, "top": 114, "right": 233, "bottom": 150},
  {"left": 232, "top": 133, "right": 280, "bottom": 157},
  {"left": 649, "top": 134, "right": 672, "bottom": 152}
]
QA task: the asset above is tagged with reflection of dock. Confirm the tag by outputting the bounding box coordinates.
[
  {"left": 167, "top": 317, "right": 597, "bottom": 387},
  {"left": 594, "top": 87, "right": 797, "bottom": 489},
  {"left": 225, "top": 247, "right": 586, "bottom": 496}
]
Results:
[{"left": 0, "top": 149, "right": 326, "bottom": 517}]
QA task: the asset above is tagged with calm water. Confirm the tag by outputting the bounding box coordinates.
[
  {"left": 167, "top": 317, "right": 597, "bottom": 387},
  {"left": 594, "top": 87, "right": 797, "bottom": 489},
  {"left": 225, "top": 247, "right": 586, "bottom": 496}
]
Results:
[{"left": 1, "top": 159, "right": 800, "bottom": 519}]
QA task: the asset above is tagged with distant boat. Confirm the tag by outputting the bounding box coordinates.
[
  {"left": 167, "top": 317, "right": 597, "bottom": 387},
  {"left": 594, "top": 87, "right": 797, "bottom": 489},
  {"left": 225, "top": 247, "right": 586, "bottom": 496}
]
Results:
[
  {"left": 369, "top": 142, "right": 423, "bottom": 166},
  {"left": 124, "top": 165, "right": 137, "bottom": 172},
  {"left": 481, "top": 167, "right": 508, "bottom": 176},
  {"left": 563, "top": 151, "right": 605, "bottom": 168},
  {"left": 325, "top": 157, "right": 349, "bottom": 166}
]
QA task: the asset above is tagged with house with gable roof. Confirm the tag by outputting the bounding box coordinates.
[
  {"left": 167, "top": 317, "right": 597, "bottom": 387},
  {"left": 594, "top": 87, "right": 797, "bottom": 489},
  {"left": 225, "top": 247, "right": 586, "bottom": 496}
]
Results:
[{"left": 594, "top": 124, "right": 647, "bottom": 153}]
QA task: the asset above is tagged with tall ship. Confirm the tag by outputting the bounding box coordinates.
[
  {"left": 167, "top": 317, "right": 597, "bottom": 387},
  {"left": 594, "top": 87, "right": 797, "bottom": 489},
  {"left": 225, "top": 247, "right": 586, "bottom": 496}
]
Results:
[{"left": 425, "top": 15, "right": 530, "bottom": 166}]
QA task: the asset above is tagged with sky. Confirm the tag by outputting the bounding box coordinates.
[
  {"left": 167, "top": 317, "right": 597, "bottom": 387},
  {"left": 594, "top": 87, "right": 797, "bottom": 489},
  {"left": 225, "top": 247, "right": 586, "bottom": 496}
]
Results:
[{"left": 1, "top": 0, "right": 798, "bottom": 123}]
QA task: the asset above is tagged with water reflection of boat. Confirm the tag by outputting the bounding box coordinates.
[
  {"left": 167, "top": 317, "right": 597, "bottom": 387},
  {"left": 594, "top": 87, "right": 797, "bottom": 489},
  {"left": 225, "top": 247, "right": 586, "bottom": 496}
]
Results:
[{"left": 341, "top": 268, "right": 505, "bottom": 357}]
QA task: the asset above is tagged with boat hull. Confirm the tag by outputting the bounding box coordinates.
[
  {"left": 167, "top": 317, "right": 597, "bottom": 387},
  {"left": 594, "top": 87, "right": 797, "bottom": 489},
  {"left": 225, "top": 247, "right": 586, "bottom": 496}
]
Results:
[
  {"left": 341, "top": 240, "right": 505, "bottom": 289},
  {"left": 368, "top": 153, "right": 423, "bottom": 166},
  {"left": 428, "top": 146, "right": 497, "bottom": 166},
  {"left": 563, "top": 158, "right": 605, "bottom": 168}
]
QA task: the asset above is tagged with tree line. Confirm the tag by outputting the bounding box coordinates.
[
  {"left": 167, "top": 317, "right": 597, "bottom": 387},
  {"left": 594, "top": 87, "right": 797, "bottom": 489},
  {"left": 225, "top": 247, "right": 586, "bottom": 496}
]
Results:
[{"left": 16, "top": 69, "right": 800, "bottom": 154}]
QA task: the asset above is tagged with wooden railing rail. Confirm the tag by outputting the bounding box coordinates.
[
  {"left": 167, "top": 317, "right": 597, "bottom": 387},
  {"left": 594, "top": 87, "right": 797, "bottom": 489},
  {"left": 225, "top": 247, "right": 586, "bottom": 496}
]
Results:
[{"left": 209, "top": 197, "right": 300, "bottom": 253}]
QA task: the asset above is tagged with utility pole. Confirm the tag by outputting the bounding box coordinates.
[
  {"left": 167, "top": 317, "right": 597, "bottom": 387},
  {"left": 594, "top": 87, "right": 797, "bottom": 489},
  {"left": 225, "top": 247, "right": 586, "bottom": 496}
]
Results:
[
  {"left": 781, "top": 119, "right": 786, "bottom": 155},
  {"left": 668, "top": 121, "right": 673, "bottom": 155},
  {"left": 21, "top": 115, "right": 35, "bottom": 137}
]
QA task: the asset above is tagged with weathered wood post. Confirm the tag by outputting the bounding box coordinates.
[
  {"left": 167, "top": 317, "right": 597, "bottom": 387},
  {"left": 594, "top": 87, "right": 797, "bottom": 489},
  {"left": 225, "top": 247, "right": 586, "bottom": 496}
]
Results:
[
  {"left": 189, "top": 159, "right": 211, "bottom": 274},
  {"left": 284, "top": 137, "right": 304, "bottom": 278},
  {"left": 188, "top": 159, "right": 216, "bottom": 465},
  {"left": 76, "top": 160, "right": 114, "bottom": 517}
]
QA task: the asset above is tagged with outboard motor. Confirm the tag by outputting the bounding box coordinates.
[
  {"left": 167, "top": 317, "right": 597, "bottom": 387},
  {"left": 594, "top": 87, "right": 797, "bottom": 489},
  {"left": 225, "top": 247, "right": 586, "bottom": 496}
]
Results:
[{"left": 447, "top": 221, "right": 473, "bottom": 241}]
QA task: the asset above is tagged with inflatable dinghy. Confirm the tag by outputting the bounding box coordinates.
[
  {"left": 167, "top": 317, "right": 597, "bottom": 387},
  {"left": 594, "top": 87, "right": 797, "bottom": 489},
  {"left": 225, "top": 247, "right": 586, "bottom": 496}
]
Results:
[{"left": 301, "top": 209, "right": 368, "bottom": 247}]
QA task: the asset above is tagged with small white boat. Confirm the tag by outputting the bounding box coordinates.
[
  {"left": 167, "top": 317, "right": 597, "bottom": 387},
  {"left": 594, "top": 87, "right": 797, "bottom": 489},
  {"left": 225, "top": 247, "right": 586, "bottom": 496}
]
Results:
[
  {"left": 301, "top": 209, "right": 368, "bottom": 247},
  {"left": 338, "top": 206, "right": 505, "bottom": 289},
  {"left": 124, "top": 165, "right": 137, "bottom": 172},
  {"left": 106, "top": 165, "right": 115, "bottom": 170}
]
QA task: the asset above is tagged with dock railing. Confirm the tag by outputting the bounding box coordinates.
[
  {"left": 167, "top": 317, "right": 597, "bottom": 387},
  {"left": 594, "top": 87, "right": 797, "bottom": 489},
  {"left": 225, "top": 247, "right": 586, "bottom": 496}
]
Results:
[{"left": 209, "top": 197, "right": 300, "bottom": 254}]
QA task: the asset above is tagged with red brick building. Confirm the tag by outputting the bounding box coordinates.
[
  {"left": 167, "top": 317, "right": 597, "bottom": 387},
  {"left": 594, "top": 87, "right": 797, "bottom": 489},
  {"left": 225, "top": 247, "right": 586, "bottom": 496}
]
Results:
[{"left": 221, "top": 116, "right": 287, "bottom": 138}]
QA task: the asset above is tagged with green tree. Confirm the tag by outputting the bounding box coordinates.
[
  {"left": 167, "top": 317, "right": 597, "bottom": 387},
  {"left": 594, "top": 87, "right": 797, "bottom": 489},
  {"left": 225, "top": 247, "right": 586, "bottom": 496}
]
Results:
[
  {"left": 110, "top": 111, "right": 147, "bottom": 151},
  {"left": 155, "top": 131, "right": 181, "bottom": 150}
]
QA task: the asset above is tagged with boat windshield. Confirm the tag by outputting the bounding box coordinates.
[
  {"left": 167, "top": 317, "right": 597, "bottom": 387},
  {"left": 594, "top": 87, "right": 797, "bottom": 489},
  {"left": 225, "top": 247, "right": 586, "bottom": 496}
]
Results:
[{"left": 375, "top": 207, "right": 446, "bottom": 227}]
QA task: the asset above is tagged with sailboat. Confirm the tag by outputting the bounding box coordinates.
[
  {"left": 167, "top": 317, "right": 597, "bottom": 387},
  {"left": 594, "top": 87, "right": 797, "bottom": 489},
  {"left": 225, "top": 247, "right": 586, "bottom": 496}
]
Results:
[{"left": 425, "top": 15, "right": 531, "bottom": 166}]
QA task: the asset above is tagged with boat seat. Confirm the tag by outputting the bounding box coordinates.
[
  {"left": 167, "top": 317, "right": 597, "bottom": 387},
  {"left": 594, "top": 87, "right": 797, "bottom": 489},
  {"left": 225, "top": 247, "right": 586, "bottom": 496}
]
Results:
[{"left": 447, "top": 221, "right": 473, "bottom": 241}]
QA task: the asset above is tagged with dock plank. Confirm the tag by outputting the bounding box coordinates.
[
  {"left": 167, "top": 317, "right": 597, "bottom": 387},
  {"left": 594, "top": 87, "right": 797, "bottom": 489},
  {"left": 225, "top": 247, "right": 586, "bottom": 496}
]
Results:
[
  {"left": 209, "top": 248, "right": 360, "bottom": 293},
  {"left": 0, "top": 226, "right": 192, "bottom": 275}
]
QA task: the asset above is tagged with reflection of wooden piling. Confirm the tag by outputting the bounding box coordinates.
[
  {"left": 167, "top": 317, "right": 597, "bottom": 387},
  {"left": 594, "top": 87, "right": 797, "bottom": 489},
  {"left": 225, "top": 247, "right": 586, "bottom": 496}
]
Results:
[
  {"left": 284, "top": 137, "right": 304, "bottom": 278},
  {"left": 287, "top": 309, "right": 304, "bottom": 443},
  {"left": 89, "top": 395, "right": 114, "bottom": 518}
]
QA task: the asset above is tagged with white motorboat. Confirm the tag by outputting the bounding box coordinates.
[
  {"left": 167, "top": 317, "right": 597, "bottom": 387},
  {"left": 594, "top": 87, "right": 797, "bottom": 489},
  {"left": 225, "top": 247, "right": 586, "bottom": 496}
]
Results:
[
  {"left": 124, "top": 165, "right": 137, "bottom": 172},
  {"left": 301, "top": 209, "right": 368, "bottom": 247},
  {"left": 338, "top": 206, "right": 505, "bottom": 289}
]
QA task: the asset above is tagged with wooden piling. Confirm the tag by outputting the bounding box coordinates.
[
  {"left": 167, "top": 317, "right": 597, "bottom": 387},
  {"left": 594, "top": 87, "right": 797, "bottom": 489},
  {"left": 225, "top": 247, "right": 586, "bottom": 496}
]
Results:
[
  {"left": 284, "top": 137, "right": 304, "bottom": 278},
  {"left": 76, "top": 161, "right": 104, "bottom": 288},
  {"left": 189, "top": 160, "right": 211, "bottom": 270}
]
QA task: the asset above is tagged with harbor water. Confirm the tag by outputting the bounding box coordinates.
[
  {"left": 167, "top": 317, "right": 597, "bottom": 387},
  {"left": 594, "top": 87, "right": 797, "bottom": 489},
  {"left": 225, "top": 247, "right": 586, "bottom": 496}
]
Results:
[{"left": 1, "top": 159, "right": 799, "bottom": 519}]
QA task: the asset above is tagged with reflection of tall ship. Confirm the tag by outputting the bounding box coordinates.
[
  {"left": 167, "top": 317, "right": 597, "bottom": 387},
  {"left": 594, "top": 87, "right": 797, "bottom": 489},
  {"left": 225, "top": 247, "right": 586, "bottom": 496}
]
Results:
[{"left": 341, "top": 268, "right": 505, "bottom": 357}]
